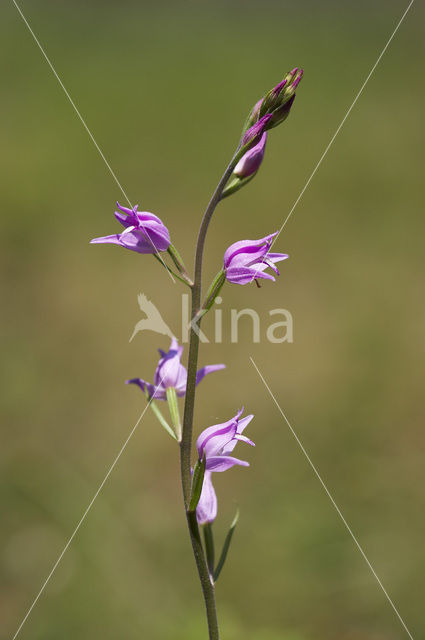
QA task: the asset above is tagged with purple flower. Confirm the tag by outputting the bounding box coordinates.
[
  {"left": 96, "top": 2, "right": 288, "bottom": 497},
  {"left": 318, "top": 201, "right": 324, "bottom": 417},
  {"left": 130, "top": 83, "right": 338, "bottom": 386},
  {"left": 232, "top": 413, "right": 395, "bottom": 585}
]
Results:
[
  {"left": 196, "top": 409, "right": 255, "bottom": 472},
  {"left": 196, "top": 471, "right": 217, "bottom": 525},
  {"left": 127, "top": 337, "right": 225, "bottom": 400},
  {"left": 223, "top": 232, "right": 288, "bottom": 285},
  {"left": 90, "top": 202, "right": 170, "bottom": 254},
  {"left": 234, "top": 132, "right": 267, "bottom": 178}
]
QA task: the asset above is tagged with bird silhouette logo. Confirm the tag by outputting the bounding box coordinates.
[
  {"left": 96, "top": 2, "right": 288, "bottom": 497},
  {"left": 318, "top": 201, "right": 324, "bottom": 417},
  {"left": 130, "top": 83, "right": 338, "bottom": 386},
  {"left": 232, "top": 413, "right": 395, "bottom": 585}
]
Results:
[{"left": 129, "top": 293, "right": 175, "bottom": 342}]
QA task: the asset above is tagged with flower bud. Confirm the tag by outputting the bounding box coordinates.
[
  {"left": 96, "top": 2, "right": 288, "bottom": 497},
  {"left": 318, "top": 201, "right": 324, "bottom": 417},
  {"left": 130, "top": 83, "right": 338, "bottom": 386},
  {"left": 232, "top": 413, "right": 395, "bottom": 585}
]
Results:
[
  {"left": 258, "top": 68, "right": 303, "bottom": 122},
  {"left": 234, "top": 132, "right": 267, "bottom": 178},
  {"left": 267, "top": 94, "right": 296, "bottom": 129},
  {"left": 241, "top": 114, "right": 272, "bottom": 148}
]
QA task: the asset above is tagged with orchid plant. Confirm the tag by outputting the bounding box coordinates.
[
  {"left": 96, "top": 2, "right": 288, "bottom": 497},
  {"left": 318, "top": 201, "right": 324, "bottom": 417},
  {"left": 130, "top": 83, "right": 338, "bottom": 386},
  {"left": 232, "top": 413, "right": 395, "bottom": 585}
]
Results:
[{"left": 91, "top": 67, "right": 303, "bottom": 639}]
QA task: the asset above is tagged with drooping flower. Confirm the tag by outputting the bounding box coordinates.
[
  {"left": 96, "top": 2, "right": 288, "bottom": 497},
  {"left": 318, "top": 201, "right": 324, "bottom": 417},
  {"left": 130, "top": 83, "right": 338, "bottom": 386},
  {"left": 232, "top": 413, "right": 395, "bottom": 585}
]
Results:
[
  {"left": 196, "top": 409, "right": 255, "bottom": 472},
  {"left": 196, "top": 471, "right": 217, "bottom": 525},
  {"left": 90, "top": 202, "right": 170, "bottom": 254},
  {"left": 223, "top": 232, "right": 288, "bottom": 285},
  {"left": 127, "top": 337, "right": 225, "bottom": 400},
  {"left": 234, "top": 132, "right": 267, "bottom": 178}
]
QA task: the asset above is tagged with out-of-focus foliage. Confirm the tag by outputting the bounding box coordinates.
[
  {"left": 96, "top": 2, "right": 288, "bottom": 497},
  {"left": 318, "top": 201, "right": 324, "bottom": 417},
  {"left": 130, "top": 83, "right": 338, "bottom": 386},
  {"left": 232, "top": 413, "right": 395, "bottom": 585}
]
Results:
[{"left": 1, "top": 1, "right": 424, "bottom": 639}]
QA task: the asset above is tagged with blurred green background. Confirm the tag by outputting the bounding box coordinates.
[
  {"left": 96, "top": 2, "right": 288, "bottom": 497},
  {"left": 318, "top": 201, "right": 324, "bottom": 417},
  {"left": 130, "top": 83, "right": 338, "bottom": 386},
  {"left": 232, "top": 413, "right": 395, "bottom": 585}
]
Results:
[{"left": 1, "top": 1, "right": 424, "bottom": 639}]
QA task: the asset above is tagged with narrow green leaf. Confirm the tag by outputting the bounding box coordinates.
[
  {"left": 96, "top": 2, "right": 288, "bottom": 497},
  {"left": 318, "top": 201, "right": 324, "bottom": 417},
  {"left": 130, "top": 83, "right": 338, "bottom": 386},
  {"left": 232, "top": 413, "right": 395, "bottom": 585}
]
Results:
[
  {"left": 221, "top": 172, "right": 256, "bottom": 200},
  {"left": 202, "top": 270, "right": 226, "bottom": 312},
  {"left": 213, "top": 508, "right": 240, "bottom": 581},
  {"left": 203, "top": 523, "right": 215, "bottom": 576},
  {"left": 189, "top": 455, "right": 206, "bottom": 513},
  {"left": 166, "top": 387, "right": 181, "bottom": 441},
  {"left": 145, "top": 390, "right": 177, "bottom": 441}
]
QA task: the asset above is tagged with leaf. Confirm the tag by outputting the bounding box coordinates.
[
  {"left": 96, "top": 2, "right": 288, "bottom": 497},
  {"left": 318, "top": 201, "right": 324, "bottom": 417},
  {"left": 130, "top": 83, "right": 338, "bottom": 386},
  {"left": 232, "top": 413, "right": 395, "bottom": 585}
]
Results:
[
  {"left": 203, "top": 523, "right": 215, "bottom": 576},
  {"left": 188, "top": 455, "right": 206, "bottom": 513},
  {"left": 145, "top": 390, "right": 178, "bottom": 441},
  {"left": 165, "top": 387, "right": 181, "bottom": 441},
  {"left": 213, "top": 508, "right": 240, "bottom": 581}
]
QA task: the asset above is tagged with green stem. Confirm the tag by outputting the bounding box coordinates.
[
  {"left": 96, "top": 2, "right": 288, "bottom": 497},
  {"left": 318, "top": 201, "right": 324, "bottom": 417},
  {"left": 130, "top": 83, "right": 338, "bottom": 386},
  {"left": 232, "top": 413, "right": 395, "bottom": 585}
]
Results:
[{"left": 179, "top": 146, "right": 244, "bottom": 640}]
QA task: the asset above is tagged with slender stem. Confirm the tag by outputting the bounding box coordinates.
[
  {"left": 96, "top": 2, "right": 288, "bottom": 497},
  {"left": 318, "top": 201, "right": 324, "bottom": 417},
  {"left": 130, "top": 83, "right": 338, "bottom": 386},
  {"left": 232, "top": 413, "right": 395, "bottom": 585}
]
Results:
[
  {"left": 180, "top": 148, "right": 243, "bottom": 503},
  {"left": 179, "top": 147, "right": 243, "bottom": 640}
]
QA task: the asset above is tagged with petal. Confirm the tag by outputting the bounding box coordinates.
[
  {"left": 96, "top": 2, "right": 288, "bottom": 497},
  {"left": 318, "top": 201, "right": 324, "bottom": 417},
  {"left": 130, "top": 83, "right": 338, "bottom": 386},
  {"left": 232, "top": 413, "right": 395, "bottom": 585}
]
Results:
[
  {"left": 118, "top": 229, "right": 157, "bottom": 253},
  {"left": 266, "top": 252, "right": 289, "bottom": 263},
  {"left": 222, "top": 414, "right": 254, "bottom": 454},
  {"left": 206, "top": 455, "right": 250, "bottom": 472},
  {"left": 90, "top": 234, "right": 123, "bottom": 246},
  {"left": 126, "top": 377, "right": 156, "bottom": 398},
  {"left": 234, "top": 434, "right": 255, "bottom": 447},
  {"left": 155, "top": 353, "right": 184, "bottom": 389},
  {"left": 237, "top": 414, "right": 254, "bottom": 434},
  {"left": 120, "top": 225, "right": 170, "bottom": 254},
  {"left": 137, "top": 221, "right": 170, "bottom": 252},
  {"left": 225, "top": 266, "right": 275, "bottom": 285},
  {"left": 223, "top": 233, "right": 277, "bottom": 269},
  {"left": 195, "top": 364, "right": 226, "bottom": 386},
  {"left": 196, "top": 471, "right": 217, "bottom": 525},
  {"left": 136, "top": 211, "right": 168, "bottom": 226},
  {"left": 116, "top": 202, "right": 135, "bottom": 216},
  {"left": 174, "top": 365, "right": 188, "bottom": 397}
]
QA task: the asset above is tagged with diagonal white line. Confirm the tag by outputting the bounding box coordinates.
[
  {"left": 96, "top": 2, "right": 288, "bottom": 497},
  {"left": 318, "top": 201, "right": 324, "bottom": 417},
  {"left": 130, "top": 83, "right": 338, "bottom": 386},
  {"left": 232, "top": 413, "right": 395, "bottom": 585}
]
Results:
[
  {"left": 11, "top": 0, "right": 132, "bottom": 207},
  {"left": 275, "top": 0, "right": 414, "bottom": 237},
  {"left": 251, "top": 0, "right": 415, "bottom": 281},
  {"left": 250, "top": 356, "right": 414, "bottom": 640},
  {"left": 11, "top": 392, "right": 161, "bottom": 640},
  {"left": 11, "top": 0, "right": 176, "bottom": 283}
]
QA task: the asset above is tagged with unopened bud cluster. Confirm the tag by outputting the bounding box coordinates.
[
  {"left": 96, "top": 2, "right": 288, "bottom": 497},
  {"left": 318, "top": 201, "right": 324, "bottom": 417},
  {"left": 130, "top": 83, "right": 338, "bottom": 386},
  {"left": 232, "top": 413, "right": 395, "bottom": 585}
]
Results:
[{"left": 222, "top": 67, "right": 303, "bottom": 196}]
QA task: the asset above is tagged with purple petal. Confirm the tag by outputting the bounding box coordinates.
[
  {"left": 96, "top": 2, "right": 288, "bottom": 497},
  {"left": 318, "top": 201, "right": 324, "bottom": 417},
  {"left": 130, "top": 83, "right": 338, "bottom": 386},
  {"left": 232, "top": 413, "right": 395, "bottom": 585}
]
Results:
[
  {"left": 236, "top": 414, "right": 254, "bottom": 435},
  {"left": 195, "top": 364, "right": 226, "bottom": 386},
  {"left": 153, "top": 337, "right": 187, "bottom": 392},
  {"left": 136, "top": 211, "right": 168, "bottom": 226},
  {"left": 196, "top": 471, "right": 217, "bottom": 525},
  {"left": 266, "top": 252, "right": 289, "bottom": 263},
  {"left": 155, "top": 353, "right": 184, "bottom": 389},
  {"left": 223, "top": 233, "right": 277, "bottom": 268},
  {"left": 90, "top": 234, "right": 123, "bottom": 246},
  {"left": 225, "top": 266, "right": 275, "bottom": 285},
  {"left": 126, "top": 377, "right": 157, "bottom": 398},
  {"left": 222, "top": 414, "right": 254, "bottom": 454},
  {"left": 206, "top": 455, "right": 250, "bottom": 472},
  {"left": 234, "top": 434, "right": 255, "bottom": 446}
]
